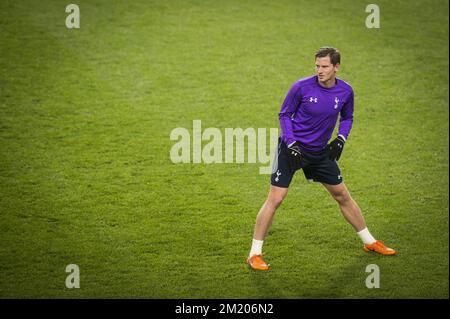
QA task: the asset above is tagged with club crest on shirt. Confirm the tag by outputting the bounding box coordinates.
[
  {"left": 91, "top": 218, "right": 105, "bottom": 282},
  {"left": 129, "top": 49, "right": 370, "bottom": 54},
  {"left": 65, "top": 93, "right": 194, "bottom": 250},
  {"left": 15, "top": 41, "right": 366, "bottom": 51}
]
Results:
[{"left": 334, "top": 97, "right": 339, "bottom": 109}]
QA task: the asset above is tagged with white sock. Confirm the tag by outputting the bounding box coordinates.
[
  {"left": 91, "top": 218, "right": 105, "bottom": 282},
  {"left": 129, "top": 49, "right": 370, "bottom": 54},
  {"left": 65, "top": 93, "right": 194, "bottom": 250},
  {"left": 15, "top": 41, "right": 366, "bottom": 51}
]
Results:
[
  {"left": 357, "top": 228, "right": 376, "bottom": 245},
  {"left": 249, "top": 239, "right": 264, "bottom": 257}
]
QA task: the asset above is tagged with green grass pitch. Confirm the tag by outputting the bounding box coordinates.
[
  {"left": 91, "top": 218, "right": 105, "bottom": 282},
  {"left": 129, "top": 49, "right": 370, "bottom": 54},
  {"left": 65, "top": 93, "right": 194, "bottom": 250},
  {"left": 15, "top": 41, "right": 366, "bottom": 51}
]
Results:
[{"left": 0, "top": 0, "right": 448, "bottom": 298}]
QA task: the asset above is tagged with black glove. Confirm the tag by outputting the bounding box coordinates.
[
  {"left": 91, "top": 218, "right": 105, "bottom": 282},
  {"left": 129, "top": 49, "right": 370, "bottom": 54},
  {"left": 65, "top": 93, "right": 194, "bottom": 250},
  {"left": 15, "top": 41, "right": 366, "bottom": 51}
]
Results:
[
  {"left": 287, "top": 141, "right": 303, "bottom": 168},
  {"left": 328, "top": 136, "right": 345, "bottom": 161}
]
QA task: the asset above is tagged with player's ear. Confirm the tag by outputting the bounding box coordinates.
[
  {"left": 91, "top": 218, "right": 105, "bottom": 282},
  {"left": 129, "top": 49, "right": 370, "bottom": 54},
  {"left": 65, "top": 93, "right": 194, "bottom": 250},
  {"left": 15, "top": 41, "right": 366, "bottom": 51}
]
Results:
[{"left": 334, "top": 63, "right": 340, "bottom": 72}]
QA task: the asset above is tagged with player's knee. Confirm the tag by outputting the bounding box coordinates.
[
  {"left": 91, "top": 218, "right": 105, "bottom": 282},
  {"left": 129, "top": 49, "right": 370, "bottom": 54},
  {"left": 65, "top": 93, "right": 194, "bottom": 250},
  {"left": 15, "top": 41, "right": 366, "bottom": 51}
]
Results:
[
  {"left": 267, "top": 197, "right": 283, "bottom": 208},
  {"left": 267, "top": 193, "right": 286, "bottom": 208},
  {"left": 333, "top": 190, "right": 350, "bottom": 204}
]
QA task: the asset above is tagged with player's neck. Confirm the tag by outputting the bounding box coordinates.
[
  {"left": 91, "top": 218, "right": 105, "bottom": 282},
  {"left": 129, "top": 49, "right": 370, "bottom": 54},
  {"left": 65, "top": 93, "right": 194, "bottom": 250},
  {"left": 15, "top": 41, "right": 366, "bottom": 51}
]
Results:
[{"left": 318, "top": 76, "right": 337, "bottom": 88}]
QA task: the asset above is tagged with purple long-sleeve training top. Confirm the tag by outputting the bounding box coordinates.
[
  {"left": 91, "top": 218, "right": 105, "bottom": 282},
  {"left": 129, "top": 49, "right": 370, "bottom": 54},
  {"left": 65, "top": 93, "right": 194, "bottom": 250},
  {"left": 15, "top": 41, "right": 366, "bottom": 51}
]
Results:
[{"left": 279, "top": 75, "right": 354, "bottom": 152}]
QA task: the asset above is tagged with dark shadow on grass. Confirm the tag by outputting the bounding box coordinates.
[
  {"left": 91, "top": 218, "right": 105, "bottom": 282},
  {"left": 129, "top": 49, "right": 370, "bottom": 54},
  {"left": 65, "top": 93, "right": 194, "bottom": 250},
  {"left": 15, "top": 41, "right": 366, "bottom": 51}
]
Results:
[
  {"left": 245, "top": 264, "right": 289, "bottom": 299},
  {"left": 305, "top": 252, "right": 398, "bottom": 298}
]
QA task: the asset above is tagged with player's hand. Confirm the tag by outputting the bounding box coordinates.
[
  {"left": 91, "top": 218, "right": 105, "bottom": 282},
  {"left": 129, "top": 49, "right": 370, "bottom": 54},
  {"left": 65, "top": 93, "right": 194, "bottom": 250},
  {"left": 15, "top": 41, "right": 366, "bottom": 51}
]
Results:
[
  {"left": 328, "top": 136, "right": 345, "bottom": 161},
  {"left": 287, "top": 141, "right": 303, "bottom": 168}
]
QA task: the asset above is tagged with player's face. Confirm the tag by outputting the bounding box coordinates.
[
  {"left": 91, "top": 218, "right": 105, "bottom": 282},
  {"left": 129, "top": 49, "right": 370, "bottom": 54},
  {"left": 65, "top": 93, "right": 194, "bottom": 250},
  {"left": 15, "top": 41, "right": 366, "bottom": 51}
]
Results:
[{"left": 315, "top": 56, "right": 339, "bottom": 85}]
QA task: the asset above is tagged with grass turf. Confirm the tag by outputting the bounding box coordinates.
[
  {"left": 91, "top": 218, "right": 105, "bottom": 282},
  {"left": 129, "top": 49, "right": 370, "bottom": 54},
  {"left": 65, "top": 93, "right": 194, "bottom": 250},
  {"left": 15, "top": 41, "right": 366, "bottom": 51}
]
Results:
[{"left": 0, "top": 0, "right": 448, "bottom": 298}]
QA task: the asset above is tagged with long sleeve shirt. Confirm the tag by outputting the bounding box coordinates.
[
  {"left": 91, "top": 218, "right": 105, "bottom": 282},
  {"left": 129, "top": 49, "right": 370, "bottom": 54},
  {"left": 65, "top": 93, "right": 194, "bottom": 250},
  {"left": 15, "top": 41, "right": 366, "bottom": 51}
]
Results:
[{"left": 279, "top": 75, "right": 354, "bottom": 152}]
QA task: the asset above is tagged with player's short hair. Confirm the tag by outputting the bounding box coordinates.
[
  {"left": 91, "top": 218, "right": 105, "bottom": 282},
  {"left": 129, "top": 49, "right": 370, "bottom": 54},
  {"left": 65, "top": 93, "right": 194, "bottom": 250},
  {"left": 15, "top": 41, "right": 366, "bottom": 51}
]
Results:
[{"left": 315, "top": 47, "right": 340, "bottom": 65}]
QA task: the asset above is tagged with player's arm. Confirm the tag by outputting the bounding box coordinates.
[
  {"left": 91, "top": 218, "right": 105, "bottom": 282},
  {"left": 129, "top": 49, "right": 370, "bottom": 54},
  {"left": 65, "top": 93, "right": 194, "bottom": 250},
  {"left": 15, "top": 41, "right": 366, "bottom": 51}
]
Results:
[
  {"left": 278, "top": 81, "right": 303, "bottom": 166},
  {"left": 329, "top": 90, "right": 354, "bottom": 161},
  {"left": 278, "top": 81, "right": 302, "bottom": 144}
]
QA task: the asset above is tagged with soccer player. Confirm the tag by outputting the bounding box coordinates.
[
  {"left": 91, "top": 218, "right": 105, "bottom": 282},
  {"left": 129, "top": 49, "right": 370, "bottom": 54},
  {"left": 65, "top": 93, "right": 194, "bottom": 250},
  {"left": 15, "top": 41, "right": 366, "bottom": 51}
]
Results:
[{"left": 247, "top": 47, "right": 396, "bottom": 271}]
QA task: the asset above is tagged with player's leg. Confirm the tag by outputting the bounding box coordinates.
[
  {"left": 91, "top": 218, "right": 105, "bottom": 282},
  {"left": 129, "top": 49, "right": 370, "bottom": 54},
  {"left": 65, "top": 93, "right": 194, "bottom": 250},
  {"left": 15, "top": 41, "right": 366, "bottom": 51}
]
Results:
[
  {"left": 322, "top": 182, "right": 396, "bottom": 255},
  {"left": 247, "top": 138, "right": 297, "bottom": 270},
  {"left": 247, "top": 185, "right": 288, "bottom": 270},
  {"left": 321, "top": 182, "right": 366, "bottom": 231},
  {"left": 253, "top": 185, "right": 289, "bottom": 240}
]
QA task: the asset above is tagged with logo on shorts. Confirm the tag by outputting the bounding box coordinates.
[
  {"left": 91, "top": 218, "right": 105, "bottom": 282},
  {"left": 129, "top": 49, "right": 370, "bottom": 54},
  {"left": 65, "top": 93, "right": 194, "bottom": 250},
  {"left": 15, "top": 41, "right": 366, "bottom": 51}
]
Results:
[
  {"left": 338, "top": 174, "right": 342, "bottom": 180},
  {"left": 275, "top": 170, "right": 282, "bottom": 182},
  {"left": 309, "top": 97, "right": 318, "bottom": 103}
]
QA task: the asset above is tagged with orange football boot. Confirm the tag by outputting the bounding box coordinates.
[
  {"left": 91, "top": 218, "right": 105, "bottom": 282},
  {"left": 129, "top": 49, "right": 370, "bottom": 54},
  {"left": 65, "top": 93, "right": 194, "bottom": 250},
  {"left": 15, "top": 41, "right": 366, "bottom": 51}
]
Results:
[
  {"left": 363, "top": 240, "right": 396, "bottom": 255},
  {"left": 246, "top": 254, "right": 270, "bottom": 270}
]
